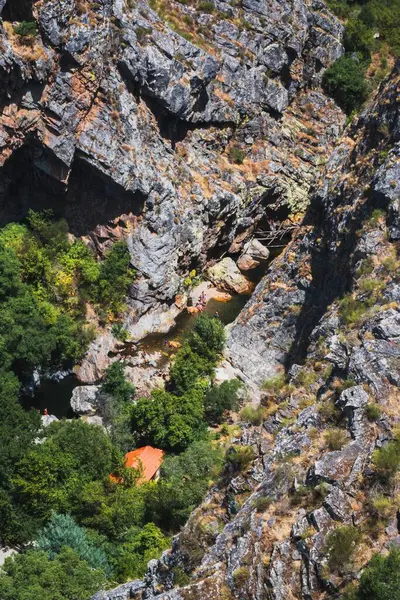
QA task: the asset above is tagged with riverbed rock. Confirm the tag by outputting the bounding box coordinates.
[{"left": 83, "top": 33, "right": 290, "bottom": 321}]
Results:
[
  {"left": 74, "top": 333, "right": 116, "bottom": 384},
  {"left": 70, "top": 385, "right": 99, "bottom": 415},
  {"left": 237, "top": 239, "right": 270, "bottom": 271},
  {"left": 206, "top": 258, "right": 254, "bottom": 295},
  {"left": 41, "top": 414, "right": 59, "bottom": 427}
]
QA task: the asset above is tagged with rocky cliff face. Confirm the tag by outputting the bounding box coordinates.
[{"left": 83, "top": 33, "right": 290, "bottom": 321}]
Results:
[
  {"left": 5, "top": 2, "right": 400, "bottom": 600},
  {"left": 91, "top": 64, "right": 400, "bottom": 600},
  {"left": 0, "top": 0, "right": 343, "bottom": 357}
]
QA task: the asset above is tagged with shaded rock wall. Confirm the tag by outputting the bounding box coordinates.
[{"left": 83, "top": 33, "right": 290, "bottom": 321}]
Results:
[
  {"left": 92, "top": 62, "right": 400, "bottom": 600},
  {"left": 0, "top": 0, "right": 343, "bottom": 327}
]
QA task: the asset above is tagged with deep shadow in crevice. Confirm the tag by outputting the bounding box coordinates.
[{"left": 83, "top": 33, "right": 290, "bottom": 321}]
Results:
[
  {"left": 142, "top": 95, "right": 237, "bottom": 146},
  {"left": 0, "top": 142, "right": 146, "bottom": 236},
  {"left": 2, "top": 0, "right": 33, "bottom": 20},
  {"left": 284, "top": 186, "right": 391, "bottom": 369}
]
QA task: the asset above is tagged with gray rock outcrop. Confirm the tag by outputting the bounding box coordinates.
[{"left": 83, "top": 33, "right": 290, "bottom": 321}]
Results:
[{"left": 70, "top": 385, "right": 99, "bottom": 415}]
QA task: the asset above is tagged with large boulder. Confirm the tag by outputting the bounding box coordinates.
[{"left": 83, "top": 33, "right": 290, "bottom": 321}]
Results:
[
  {"left": 70, "top": 385, "right": 99, "bottom": 415},
  {"left": 237, "top": 239, "right": 270, "bottom": 272},
  {"left": 206, "top": 258, "right": 254, "bottom": 295}
]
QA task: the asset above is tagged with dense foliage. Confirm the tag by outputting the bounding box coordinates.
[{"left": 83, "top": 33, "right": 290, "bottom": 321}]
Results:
[
  {"left": 0, "top": 310, "right": 240, "bottom": 597},
  {"left": 132, "top": 314, "right": 230, "bottom": 451},
  {"left": 0, "top": 211, "right": 133, "bottom": 385},
  {"left": 0, "top": 548, "right": 106, "bottom": 600},
  {"left": 323, "top": 0, "right": 399, "bottom": 113},
  {"left": 357, "top": 547, "right": 400, "bottom": 600}
]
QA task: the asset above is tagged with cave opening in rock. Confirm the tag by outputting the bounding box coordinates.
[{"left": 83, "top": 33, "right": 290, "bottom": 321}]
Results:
[
  {"left": 0, "top": 142, "right": 146, "bottom": 236},
  {"left": 1, "top": 0, "right": 33, "bottom": 21}
]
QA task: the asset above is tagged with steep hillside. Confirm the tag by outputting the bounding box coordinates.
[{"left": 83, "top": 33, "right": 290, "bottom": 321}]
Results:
[
  {"left": 92, "top": 62, "right": 400, "bottom": 600},
  {"left": 0, "top": 0, "right": 344, "bottom": 379}
]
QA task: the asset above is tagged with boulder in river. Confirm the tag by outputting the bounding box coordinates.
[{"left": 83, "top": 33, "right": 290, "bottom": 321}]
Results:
[
  {"left": 70, "top": 385, "right": 99, "bottom": 415},
  {"left": 237, "top": 239, "right": 270, "bottom": 272},
  {"left": 206, "top": 258, "right": 254, "bottom": 295}
]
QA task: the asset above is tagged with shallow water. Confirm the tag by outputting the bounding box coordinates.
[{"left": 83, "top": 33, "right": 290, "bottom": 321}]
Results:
[
  {"left": 135, "top": 293, "right": 249, "bottom": 356},
  {"left": 25, "top": 293, "right": 249, "bottom": 418},
  {"left": 21, "top": 375, "right": 80, "bottom": 419}
]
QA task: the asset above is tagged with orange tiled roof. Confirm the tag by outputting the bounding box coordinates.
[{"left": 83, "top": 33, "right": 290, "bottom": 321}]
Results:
[{"left": 124, "top": 446, "right": 164, "bottom": 482}]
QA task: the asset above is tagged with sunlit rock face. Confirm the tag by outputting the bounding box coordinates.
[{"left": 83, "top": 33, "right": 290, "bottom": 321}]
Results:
[
  {"left": 0, "top": 0, "right": 343, "bottom": 326},
  {"left": 91, "top": 63, "right": 400, "bottom": 600}
]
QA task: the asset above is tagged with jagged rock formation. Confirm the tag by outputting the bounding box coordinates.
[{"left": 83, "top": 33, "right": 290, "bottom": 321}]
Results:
[
  {"left": 92, "top": 64, "right": 400, "bottom": 600},
  {"left": 0, "top": 0, "right": 343, "bottom": 354}
]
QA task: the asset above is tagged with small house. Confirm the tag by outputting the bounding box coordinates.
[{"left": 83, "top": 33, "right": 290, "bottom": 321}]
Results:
[{"left": 123, "top": 446, "right": 164, "bottom": 484}]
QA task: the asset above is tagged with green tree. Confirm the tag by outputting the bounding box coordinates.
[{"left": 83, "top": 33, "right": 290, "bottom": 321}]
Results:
[
  {"left": 150, "top": 440, "right": 222, "bottom": 529},
  {"left": 169, "top": 345, "right": 214, "bottom": 395},
  {"left": 75, "top": 480, "right": 148, "bottom": 539},
  {"left": 100, "top": 362, "right": 135, "bottom": 404},
  {"left": 186, "top": 313, "right": 225, "bottom": 362},
  {"left": 92, "top": 241, "right": 134, "bottom": 316},
  {"left": 110, "top": 523, "right": 169, "bottom": 582},
  {"left": 0, "top": 548, "right": 106, "bottom": 600},
  {"left": 99, "top": 362, "right": 135, "bottom": 452},
  {"left": 13, "top": 421, "right": 114, "bottom": 520},
  {"left": 372, "top": 440, "right": 400, "bottom": 485},
  {"left": 204, "top": 379, "right": 242, "bottom": 425},
  {"left": 325, "top": 525, "right": 362, "bottom": 572},
  {"left": 323, "top": 56, "right": 369, "bottom": 114},
  {"left": 131, "top": 388, "right": 206, "bottom": 452},
  {"left": 357, "top": 547, "right": 400, "bottom": 600},
  {"left": 36, "top": 513, "right": 110, "bottom": 573}
]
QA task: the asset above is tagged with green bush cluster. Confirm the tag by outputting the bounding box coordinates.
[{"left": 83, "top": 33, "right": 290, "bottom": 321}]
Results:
[
  {"left": 324, "top": 0, "right": 399, "bottom": 113},
  {"left": 131, "top": 314, "right": 234, "bottom": 451},
  {"left": 344, "top": 547, "right": 400, "bottom": 600},
  {"left": 325, "top": 525, "right": 362, "bottom": 572},
  {"left": 372, "top": 439, "right": 400, "bottom": 485},
  {"left": 0, "top": 211, "right": 133, "bottom": 388},
  {"left": 13, "top": 21, "right": 37, "bottom": 38},
  {"left": 228, "top": 146, "right": 246, "bottom": 164}
]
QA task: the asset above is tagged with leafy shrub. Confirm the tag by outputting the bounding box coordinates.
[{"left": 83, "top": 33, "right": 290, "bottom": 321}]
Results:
[
  {"left": 370, "top": 495, "right": 394, "bottom": 519},
  {"left": 110, "top": 522, "right": 169, "bottom": 582},
  {"left": 372, "top": 440, "right": 400, "bottom": 484},
  {"left": 135, "top": 25, "right": 152, "bottom": 42},
  {"left": 325, "top": 427, "right": 349, "bottom": 450},
  {"left": 13, "top": 21, "right": 37, "bottom": 38},
  {"left": 325, "top": 525, "right": 362, "bottom": 572},
  {"left": 225, "top": 445, "right": 255, "bottom": 473},
  {"left": 318, "top": 399, "right": 340, "bottom": 422},
  {"left": 185, "top": 313, "right": 225, "bottom": 363},
  {"left": 252, "top": 496, "right": 271, "bottom": 512},
  {"left": 339, "top": 293, "right": 374, "bottom": 325},
  {"left": 262, "top": 373, "right": 286, "bottom": 393},
  {"left": 92, "top": 241, "right": 134, "bottom": 317},
  {"left": 111, "top": 323, "right": 129, "bottom": 341},
  {"left": 13, "top": 421, "right": 114, "bottom": 521},
  {"left": 169, "top": 345, "right": 214, "bottom": 395},
  {"left": 36, "top": 513, "right": 110, "bottom": 573},
  {"left": 323, "top": 56, "right": 369, "bottom": 114},
  {"left": 131, "top": 388, "right": 206, "bottom": 452},
  {"left": 233, "top": 566, "right": 250, "bottom": 588},
  {"left": 150, "top": 440, "right": 223, "bottom": 530},
  {"left": 172, "top": 566, "right": 191, "bottom": 587},
  {"left": 0, "top": 548, "right": 107, "bottom": 600},
  {"left": 365, "top": 403, "right": 381, "bottom": 421},
  {"left": 296, "top": 368, "right": 318, "bottom": 387},
  {"left": 357, "top": 547, "right": 400, "bottom": 600},
  {"left": 240, "top": 404, "right": 265, "bottom": 425},
  {"left": 100, "top": 362, "right": 134, "bottom": 405},
  {"left": 197, "top": 0, "right": 214, "bottom": 12},
  {"left": 204, "top": 379, "right": 242, "bottom": 425},
  {"left": 228, "top": 146, "right": 245, "bottom": 164}
]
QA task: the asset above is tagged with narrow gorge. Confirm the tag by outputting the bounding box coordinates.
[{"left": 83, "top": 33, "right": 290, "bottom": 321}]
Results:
[{"left": 0, "top": 0, "right": 399, "bottom": 599}]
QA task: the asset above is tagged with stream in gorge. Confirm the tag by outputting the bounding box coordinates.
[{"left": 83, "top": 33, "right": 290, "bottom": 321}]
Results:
[{"left": 23, "top": 292, "right": 250, "bottom": 419}]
